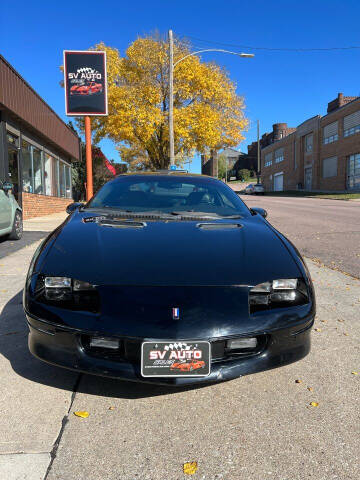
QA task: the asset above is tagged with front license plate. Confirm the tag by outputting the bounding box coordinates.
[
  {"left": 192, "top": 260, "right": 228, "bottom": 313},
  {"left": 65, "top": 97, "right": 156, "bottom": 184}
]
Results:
[{"left": 141, "top": 341, "right": 211, "bottom": 377}]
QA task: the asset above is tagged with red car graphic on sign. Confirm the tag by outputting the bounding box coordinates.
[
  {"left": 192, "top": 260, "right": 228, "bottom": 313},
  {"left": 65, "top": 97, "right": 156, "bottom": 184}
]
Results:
[
  {"left": 70, "top": 82, "right": 103, "bottom": 96},
  {"left": 170, "top": 360, "right": 205, "bottom": 372}
]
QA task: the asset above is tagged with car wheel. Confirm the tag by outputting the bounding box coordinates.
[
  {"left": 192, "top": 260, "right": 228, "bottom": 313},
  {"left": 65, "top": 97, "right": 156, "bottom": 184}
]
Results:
[{"left": 8, "top": 210, "right": 23, "bottom": 240}]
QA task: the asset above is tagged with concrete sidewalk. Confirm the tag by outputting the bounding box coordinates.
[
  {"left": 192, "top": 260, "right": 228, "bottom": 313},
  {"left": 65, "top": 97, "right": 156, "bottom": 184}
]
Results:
[
  {"left": 0, "top": 213, "right": 77, "bottom": 480},
  {"left": 23, "top": 212, "right": 68, "bottom": 232}
]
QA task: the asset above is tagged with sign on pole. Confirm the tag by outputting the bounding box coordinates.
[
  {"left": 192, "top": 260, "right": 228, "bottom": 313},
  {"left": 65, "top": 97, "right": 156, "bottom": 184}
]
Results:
[{"left": 63, "top": 50, "right": 108, "bottom": 116}]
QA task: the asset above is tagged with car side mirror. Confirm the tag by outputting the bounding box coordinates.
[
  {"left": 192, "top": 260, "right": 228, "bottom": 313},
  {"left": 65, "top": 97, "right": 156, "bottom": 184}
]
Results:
[
  {"left": 251, "top": 207, "right": 268, "bottom": 218},
  {"left": 2, "top": 182, "right": 13, "bottom": 192},
  {"left": 66, "top": 202, "right": 84, "bottom": 214}
]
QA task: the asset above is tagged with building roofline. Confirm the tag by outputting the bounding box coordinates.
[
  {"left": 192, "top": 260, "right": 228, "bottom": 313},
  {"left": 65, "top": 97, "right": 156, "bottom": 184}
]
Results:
[
  {"left": 321, "top": 95, "right": 360, "bottom": 120},
  {"left": 0, "top": 54, "right": 78, "bottom": 141},
  {"left": 256, "top": 95, "right": 360, "bottom": 153},
  {"left": 296, "top": 114, "right": 320, "bottom": 128}
]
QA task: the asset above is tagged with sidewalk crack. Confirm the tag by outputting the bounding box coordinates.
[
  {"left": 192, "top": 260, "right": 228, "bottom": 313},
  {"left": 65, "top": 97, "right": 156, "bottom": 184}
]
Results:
[{"left": 43, "top": 373, "right": 82, "bottom": 479}]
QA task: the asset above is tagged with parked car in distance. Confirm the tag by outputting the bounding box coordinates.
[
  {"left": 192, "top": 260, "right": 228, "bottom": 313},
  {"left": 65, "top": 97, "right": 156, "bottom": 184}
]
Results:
[
  {"left": 244, "top": 184, "right": 255, "bottom": 194},
  {"left": 253, "top": 183, "right": 265, "bottom": 195},
  {"left": 0, "top": 181, "right": 23, "bottom": 240}
]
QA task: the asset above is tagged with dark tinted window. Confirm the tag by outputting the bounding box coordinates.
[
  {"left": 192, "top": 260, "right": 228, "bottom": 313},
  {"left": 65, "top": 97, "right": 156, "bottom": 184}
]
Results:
[{"left": 88, "top": 176, "right": 250, "bottom": 217}]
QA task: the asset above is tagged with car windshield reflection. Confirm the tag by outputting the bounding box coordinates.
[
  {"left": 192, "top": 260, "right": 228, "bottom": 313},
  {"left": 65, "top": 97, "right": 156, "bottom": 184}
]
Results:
[{"left": 87, "top": 176, "right": 250, "bottom": 217}]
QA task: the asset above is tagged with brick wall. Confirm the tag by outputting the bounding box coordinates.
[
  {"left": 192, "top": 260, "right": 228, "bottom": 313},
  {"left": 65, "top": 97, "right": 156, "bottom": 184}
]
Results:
[
  {"left": 319, "top": 99, "right": 360, "bottom": 191},
  {"left": 261, "top": 133, "right": 298, "bottom": 191},
  {"left": 259, "top": 96, "right": 360, "bottom": 192},
  {"left": 22, "top": 192, "right": 73, "bottom": 219}
]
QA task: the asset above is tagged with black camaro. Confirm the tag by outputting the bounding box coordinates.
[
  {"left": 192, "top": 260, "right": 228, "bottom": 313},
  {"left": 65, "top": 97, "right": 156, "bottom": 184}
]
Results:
[{"left": 24, "top": 172, "right": 315, "bottom": 385}]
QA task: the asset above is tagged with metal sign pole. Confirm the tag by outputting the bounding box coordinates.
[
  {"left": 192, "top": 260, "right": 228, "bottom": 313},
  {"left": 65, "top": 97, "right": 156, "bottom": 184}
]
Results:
[{"left": 85, "top": 116, "right": 93, "bottom": 201}]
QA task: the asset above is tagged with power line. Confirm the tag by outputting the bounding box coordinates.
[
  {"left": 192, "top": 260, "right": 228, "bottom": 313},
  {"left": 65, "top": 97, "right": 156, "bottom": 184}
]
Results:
[{"left": 180, "top": 34, "right": 360, "bottom": 52}]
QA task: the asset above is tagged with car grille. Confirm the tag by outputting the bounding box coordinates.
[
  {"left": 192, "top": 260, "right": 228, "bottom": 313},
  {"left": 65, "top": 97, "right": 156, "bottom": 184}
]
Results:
[{"left": 80, "top": 335, "right": 267, "bottom": 364}]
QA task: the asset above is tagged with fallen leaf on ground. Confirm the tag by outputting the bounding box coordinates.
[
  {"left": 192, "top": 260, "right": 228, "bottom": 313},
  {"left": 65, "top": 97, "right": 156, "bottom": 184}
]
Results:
[
  {"left": 351, "top": 371, "right": 358, "bottom": 375},
  {"left": 344, "top": 333, "right": 349, "bottom": 336},
  {"left": 109, "top": 406, "right": 115, "bottom": 410},
  {"left": 337, "top": 319, "right": 344, "bottom": 322},
  {"left": 74, "top": 411, "right": 89, "bottom": 418},
  {"left": 295, "top": 379, "right": 302, "bottom": 384},
  {"left": 314, "top": 328, "right": 321, "bottom": 332},
  {"left": 183, "top": 462, "right": 198, "bottom": 475},
  {"left": 320, "top": 320, "right": 327, "bottom": 323},
  {"left": 307, "top": 387, "right": 313, "bottom": 391},
  {"left": 310, "top": 402, "right": 319, "bottom": 407}
]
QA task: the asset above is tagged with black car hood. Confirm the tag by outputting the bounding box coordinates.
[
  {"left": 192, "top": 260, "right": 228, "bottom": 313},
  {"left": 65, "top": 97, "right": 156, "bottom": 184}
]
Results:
[{"left": 39, "top": 212, "right": 301, "bottom": 287}]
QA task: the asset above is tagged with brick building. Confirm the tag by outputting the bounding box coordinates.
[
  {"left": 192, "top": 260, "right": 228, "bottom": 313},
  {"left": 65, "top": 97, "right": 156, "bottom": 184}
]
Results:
[
  {"left": 259, "top": 93, "right": 360, "bottom": 192},
  {"left": 0, "top": 55, "right": 80, "bottom": 219},
  {"left": 222, "top": 147, "right": 258, "bottom": 178}
]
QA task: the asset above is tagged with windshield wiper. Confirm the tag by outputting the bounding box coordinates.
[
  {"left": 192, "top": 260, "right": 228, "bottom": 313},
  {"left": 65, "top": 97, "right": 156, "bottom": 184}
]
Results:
[
  {"left": 170, "top": 211, "right": 243, "bottom": 219},
  {"left": 89, "top": 208, "right": 174, "bottom": 219}
]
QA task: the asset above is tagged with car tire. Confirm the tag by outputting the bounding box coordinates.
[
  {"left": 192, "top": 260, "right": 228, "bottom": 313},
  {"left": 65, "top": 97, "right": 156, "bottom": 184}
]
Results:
[{"left": 8, "top": 210, "right": 23, "bottom": 240}]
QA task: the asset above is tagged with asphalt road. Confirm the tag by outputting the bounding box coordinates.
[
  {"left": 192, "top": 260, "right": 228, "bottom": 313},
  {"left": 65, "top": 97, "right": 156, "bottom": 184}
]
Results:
[
  {"left": 0, "top": 231, "right": 49, "bottom": 259},
  {"left": 240, "top": 195, "right": 360, "bottom": 278}
]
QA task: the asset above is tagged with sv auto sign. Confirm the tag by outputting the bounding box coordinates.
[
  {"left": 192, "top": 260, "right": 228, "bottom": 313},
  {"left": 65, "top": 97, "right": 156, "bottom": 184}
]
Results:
[{"left": 64, "top": 50, "right": 108, "bottom": 116}]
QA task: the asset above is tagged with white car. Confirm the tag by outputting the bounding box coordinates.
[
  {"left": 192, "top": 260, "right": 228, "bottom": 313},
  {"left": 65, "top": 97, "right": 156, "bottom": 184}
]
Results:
[{"left": 253, "top": 183, "right": 265, "bottom": 195}]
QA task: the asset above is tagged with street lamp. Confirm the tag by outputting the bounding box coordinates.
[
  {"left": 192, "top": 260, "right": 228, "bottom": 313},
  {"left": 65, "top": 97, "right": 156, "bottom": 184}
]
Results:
[{"left": 168, "top": 29, "right": 254, "bottom": 167}]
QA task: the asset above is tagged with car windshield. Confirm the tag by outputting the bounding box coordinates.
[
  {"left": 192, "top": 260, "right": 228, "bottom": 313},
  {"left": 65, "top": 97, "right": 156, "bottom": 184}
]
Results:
[{"left": 87, "top": 175, "right": 251, "bottom": 217}]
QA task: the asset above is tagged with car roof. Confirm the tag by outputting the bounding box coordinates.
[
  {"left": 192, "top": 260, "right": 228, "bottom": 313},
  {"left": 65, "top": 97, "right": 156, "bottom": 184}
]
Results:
[{"left": 115, "top": 171, "right": 213, "bottom": 180}]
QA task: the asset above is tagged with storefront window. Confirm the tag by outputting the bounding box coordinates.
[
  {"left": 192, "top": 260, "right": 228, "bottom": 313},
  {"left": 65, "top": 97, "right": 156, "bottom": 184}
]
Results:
[
  {"left": 53, "top": 159, "right": 59, "bottom": 196},
  {"left": 44, "top": 153, "right": 53, "bottom": 195},
  {"left": 21, "top": 140, "right": 33, "bottom": 193},
  {"left": 59, "top": 162, "right": 66, "bottom": 197},
  {"left": 7, "top": 132, "right": 18, "bottom": 148},
  {"left": 20, "top": 139, "right": 73, "bottom": 198},
  {"left": 65, "top": 165, "right": 72, "bottom": 198},
  {"left": 33, "top": 147, "right": 43, "bottom": 194}
]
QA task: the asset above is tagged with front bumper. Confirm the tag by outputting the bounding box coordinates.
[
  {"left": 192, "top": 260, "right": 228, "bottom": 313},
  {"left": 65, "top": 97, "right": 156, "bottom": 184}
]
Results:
[{"left": 26, "top": 313, "right": 314, "bottom": 386}]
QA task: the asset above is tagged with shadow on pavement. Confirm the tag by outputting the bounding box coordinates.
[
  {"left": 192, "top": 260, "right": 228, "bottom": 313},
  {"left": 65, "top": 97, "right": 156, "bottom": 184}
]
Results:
[
  {"left": 0, "top": 291, "right": 214, "bottom": 399},
  {"left": 0, "top": 231, "right": 49, "bottom": 259}
]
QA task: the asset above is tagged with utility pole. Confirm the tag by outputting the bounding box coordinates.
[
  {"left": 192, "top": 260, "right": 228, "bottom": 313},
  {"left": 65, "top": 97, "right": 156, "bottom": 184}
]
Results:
[
  {"left": 168, "top": 30, "right": 175, "bottom": 167},
  {"left": 168, "top": 31, "right": 254, "bottom": 170},
  {"left": 257, "top": 119, "right": 260, "bottom": 184}
]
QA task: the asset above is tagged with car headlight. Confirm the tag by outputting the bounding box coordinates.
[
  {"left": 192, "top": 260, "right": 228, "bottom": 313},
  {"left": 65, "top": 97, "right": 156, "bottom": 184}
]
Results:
[
  {"left": 44, "top": 277, "right": 72, "bottom": 289},
  {"left": 249, "top": 278, "right": 308, "bottom": 311},
  {"left": 35, "top": 276, "right": 100, "bottom": 313},
  {"left": 44, "top": 277, "right": 95, "bottom": 293}
]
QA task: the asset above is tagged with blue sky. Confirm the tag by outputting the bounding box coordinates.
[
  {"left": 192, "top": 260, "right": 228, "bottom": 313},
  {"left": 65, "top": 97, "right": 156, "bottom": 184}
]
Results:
[{"left": 2, "top": 0, "right": 360, "bottom": 173}]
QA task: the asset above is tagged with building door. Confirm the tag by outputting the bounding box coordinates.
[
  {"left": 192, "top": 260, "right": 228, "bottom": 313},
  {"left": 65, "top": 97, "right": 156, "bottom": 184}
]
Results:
[
  {"left": 304, "top": 167, "right": 312, "bottom": 191},
  {"left": 274, "top": 173, "right": 284, "bottom": 191},
  {"left": 8, "top": 148, "right": 21, "bottom": 205}
]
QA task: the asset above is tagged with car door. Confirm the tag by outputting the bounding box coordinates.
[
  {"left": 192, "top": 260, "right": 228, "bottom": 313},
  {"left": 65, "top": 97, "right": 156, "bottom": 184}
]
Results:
[{"left": 0, "top": 182, "right": 12, "bottom": 231}]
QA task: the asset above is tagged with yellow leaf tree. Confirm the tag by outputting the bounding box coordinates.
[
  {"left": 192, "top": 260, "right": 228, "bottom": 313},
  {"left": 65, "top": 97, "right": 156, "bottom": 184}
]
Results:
[{"left": 83, "top": 35, "right": 248, "bottom": 170}]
